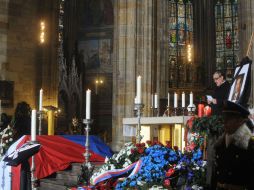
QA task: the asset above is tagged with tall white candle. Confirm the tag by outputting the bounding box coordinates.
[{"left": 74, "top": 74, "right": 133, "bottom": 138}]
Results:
[
  {"left": 167, "top": 93, "right": 170, "bottom": 107},
  {"left": 174, "top": 92, "right": 178, "bottom": 108},
  {"left": 31, "top": 109, "right": 37, "bottom": 141},
  {"left": 39, "top": 89, "right": 43, "bottom": 111},
  {"left": 190, "top": 92, "right": 193, "bottom": 105},
  {"left": 86, "top": 89, "right": 91, "bottom": 119},
  {"left": 154, "top": 94, "right": 158, "bottom": 108},
  {"left": 182, "top": 92, "right": 185, "bottom": 107},
  {"left": 136, "top": 76, "right": 142, "bottom": 104}
]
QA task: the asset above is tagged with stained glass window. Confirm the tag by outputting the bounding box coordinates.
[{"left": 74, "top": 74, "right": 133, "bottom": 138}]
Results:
[
  {"left": 168, "top": 0, "right": 193, "bottom": 88},
  {"left": 215, "top": 0, "right": 239, "bottom": 81}
]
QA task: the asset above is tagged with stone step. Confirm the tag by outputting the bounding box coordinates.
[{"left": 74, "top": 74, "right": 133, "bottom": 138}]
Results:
[
  {"left": 39, "top": 162, "right": 104, "bottom": 190},
  {"left": 39, "top": 178, "right": 74, "bottom": 190}
]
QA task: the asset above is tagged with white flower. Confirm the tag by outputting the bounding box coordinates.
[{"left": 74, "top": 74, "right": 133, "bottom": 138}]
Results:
[
  {"left": 176, "top": 164, "right": 181, "bottom": 169},
  {"left": 110, "top": 164, "right": 115, "bottom": 170},
  {"left": 191, "top": 185, "right": 203, "bottom": 190},
  {"left": 9, "top": 138, "right": 13, "bottom": 142},
  {"left": 123, "top": 162, "right": 129, "bottom": 167},
  {"left": 104, "top": 156, "right": 109, "bottom": 163},
  {"left": 137, "top": 180, "right": 145, "bottom": 186},
  {"left": 9, "top": 132, "right": 12, "bottom": 135}
]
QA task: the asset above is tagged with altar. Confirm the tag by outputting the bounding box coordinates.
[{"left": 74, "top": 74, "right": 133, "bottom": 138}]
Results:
[{"left": 123, "top": 116, "right": 191, "bottom": 150}]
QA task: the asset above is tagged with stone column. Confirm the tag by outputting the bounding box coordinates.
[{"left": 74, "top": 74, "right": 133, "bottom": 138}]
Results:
[
  {"left": 157, "top": 0, "right": 169, "bottom": 98},
  {"left": 0, "top": 0, "right": 9, "bottom": 80},
  {"left": 40, "top": 0, "right": 59, "bottom": 108},
  {"left": 112, "top": 0, "right": 155, "bottom": 151},
  {"left": 238, "top": 0, "right": 254, "bottom": 106}
]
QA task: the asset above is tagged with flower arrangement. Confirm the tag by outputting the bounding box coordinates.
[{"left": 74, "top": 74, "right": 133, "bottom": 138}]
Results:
[
  {"left": 83, "top": 141, "right": 206, "bottom": 190},
  {"left": 172, "top": 149, "right": 207, "bottom": 190},
  {"left": 190, "top": 115, "right": 224, "bottom": 137},
  {"left": 90, "top": 142, "right": 145, "bottom": 186},
  {"left": 115, "top": 144, "right": 179, "bottom": 190},
  {"left": 0, "top": 125, "right": 14, "bottom": 155}
]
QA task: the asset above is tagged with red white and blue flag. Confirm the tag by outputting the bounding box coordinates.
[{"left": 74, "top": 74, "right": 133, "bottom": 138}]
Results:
[
  {"left": 91, "top": 159, "right": 142, "bottom": 185},
  {"left": 0, "top": 135, "right": 113, "bottom": 190}
]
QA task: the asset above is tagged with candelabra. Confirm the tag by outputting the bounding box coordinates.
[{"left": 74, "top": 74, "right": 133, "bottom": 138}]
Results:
[
  {"left": 172, "top": 107, "right": 178, "bottom": 116},
  {"left": 187, "top": 104, "right": 196, "bottom": 116},
  {"left": 154, "top": 108, "right": 159, "bottom": 117},
  {"left": 150, "top": 106, "right": 154, "bottom": 117},
  {"left": 135, "top": 103, "right": 144, "bottom": 143},
  {"left": 30, "top": 141, "right": 39, "bottom": 190},
  {"left": 181, "top": 107, "right": 187, "bottom": 116},
  {"left": 166, "top": 106, "right": 171, "bottom": 117},
  {"left": 38, "top": 111, "right": 43, "bottom": 135},
  {"left": 77, "top": 119, "right": 94, "bottom": 186},
  {"left": 150, "top": 107, "right": 159, "bottom": 117}
]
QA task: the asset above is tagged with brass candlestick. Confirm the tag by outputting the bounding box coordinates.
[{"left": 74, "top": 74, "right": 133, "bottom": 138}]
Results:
[{"left": 135, "top": 103, "right": 144, "bottom": 143}]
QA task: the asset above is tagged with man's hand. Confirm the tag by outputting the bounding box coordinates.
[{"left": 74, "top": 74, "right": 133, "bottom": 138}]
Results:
[
  {"left": 212, "top": 98, "right": 217, "bottom": 104},
  {"left": 208, "top": 99, "right": 217, "bottom": 104}
]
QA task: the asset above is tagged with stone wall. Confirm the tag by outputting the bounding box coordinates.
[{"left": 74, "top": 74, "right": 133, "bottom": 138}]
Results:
[
  {"left": 0, "top": 0, "right": 59, "bottom": 117},
  {"left": 0, "top": 0, "right": 40, "bottom": 115}
]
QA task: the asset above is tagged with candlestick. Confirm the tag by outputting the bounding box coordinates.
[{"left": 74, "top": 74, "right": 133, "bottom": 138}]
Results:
[
  {"left": 135, "top": 103, "right": 144, "bottom": 143},
  {"left": 167, "top": 93, "right": 170, "bottom": 107},
  {"left": 154, "top": 94, "right": 158, "bottom": 109},
  {"left": 39, "top": 89, "right": 43, "bottom": 111},
  {"left": 174, "top": 92, "right": 178, "bottom": 108},
  {"left": 190, "top": 92, "right": 193, "bottom": 105},
  {"left": 86, "top": 89, "right": 91, "bottom": 119},
  {"left": 136, "top": 76, "right": 142, "bottom": 104},
  {"left": 79, "top": 119, "right": 94, "bottom": 186},
  {"left": 31, "top": 109, "right": 37, "bottom": 141},
  {"left": 182, "top": 92, "right": 185, "bottom": 107}
]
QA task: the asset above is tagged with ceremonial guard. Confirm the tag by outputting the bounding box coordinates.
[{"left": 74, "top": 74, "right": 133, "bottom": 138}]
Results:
[{"left": 212, "top": 101, "right": 254, "bottom": 190}]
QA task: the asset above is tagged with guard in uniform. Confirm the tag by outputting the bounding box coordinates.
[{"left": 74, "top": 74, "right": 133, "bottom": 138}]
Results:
[{"left": 212, "top": 101, "right": 254, "bottom": 190}]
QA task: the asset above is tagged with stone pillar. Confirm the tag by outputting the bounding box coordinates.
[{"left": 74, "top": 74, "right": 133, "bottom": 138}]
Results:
[
  {"left": 112, "top": 0, "right": 155, "bottom": 151},
  {"left": 0, "top": 0, "right": 9, "bottom": 80},
  {"left": 238, "top": 0, "right": 254, "bottom": 106},
  {"left": 40, "top": 0, "right": 59, "bottom": 108},
  {"left": 157, "top": 1, "right": 169, "bottom": 98}
]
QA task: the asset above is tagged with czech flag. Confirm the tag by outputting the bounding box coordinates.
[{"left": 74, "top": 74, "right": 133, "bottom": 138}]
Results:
[{"left": 0, "top": 135, "right": 113, "bottom": 190}]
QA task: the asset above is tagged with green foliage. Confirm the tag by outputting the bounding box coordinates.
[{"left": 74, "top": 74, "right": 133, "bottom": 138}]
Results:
[{"left": 191, "top": 115, "right": 224, "bottom": 137}]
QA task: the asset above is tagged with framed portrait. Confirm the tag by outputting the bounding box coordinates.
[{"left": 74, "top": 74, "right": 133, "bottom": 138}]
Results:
[{"left": 228, "top": 58, "right": 252, "bottom": 106}]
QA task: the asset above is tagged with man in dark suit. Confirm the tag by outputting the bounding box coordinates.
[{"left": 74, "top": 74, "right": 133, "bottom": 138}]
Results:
[
  {"left": 208, "top": 71, "right": 230, "bottom": 115},
  {"left": 206, "top": 71, "right": 231, "bottom": 188},
  {"left": 212, "top": 101, "right": 254, "bottom": 190}
]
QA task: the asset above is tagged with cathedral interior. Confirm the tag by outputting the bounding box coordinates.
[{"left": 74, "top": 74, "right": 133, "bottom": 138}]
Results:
[{"left": 0, "top": 0, "right": 253, "bottom": 151}]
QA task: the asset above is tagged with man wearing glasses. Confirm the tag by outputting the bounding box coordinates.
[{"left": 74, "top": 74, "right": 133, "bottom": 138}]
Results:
[
  {"left": 208, "top": 71, "right": 230, "bottom": 115},
  {"left": 206, "top": 71, "right": 231, "bottom": 189}
]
